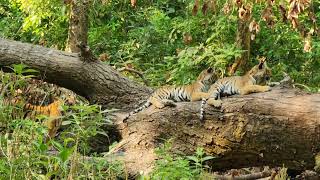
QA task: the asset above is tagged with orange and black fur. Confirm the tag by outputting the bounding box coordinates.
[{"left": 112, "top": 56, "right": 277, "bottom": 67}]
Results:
[
  {"left": 23, "top": 98, "right": 64, "bottom": 139},
  {"left": 124, "top": 67, "right": 217, "bottom": 121},
  {"left": 200, "top": 58, "right": 272, "bottom": 120}
]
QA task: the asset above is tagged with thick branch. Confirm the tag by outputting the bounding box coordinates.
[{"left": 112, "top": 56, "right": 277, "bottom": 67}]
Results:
[
  {"left": 0, "top": 38, "right": 151, "bottom": 109},
  {"left": 112, "top": 87, "right": 320, "bottom": 175}
]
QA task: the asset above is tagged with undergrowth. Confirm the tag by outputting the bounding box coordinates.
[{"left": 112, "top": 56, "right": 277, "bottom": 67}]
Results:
[
  {"left": 0, "top": 65, "right": 124, "bottom": 179},
  {"left": 142, "top": 140, "right": 216, "bottom": 180}
]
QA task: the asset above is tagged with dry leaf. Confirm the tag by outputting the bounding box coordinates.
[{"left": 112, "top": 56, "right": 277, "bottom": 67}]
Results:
[
  {"left": 234, "top": 0, "right": 242, "bottom": 7},
  {"left": 279, "top": 4, "right": 288, "bottom": 22},
  {"left": 251, "top": 34, "right": 256, "bottom": 40},
  {"left": 202, "top": 1, "right": 208, "bottom": 15},
  {"left": 192, "top": 0, "right": 199, "bottom": 16},
  {"left": 126, "top": 63, "right": 134, "bottom": 69},
  {"left": 238, "top": 4, "right": 252, "bottom": 21},
  {"left": 223, "top": 3, "right": 231, "bottom": 15},
  {"left": 98, "top": 53, "right": 110, "bottom": 62},
  {"left": 249, "top": 19, "right": 260, "bottom": 40},
  {"left": 131, "top": 0, "right": 136, "bottom": 7},
  {"left": 303, "top": 37, "right": 312, "bottom": 52}
]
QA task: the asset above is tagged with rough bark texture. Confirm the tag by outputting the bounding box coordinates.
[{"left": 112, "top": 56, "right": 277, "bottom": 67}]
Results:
[
  {"left": 112, "top": 87, "right": 320, "bottom": 175},
  {"left": 65, "top": 0, "right": 89, "bottom": 53},
  {"left": 230, "top": 19, "right": 251, "bottom": 75},
  {"left": 0, "top": 38, "right": 151, "bottom": 110}
]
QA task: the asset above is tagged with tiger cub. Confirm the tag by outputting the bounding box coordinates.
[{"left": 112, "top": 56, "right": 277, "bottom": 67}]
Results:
[
  {"left": 123, "top": 67, "right": 217, "bottom": 121},
  {"left": 23, "top": 98, "right": 64, "bottom": 139},
  {"left": 200, "top": 58, "right": 272, "bottom": 120},
  {"left": 1, "top": 88, "right": 76, "bottom": 140}
]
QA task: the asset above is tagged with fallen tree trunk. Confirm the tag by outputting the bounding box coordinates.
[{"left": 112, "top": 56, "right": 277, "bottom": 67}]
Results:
[
  {"left": 1, "top": 38, "right": 320, "bottom": 176},
  {"left": 112, "top": 87, "right": 320, "bottom": 175},
  {"left": 0, "top": 38, "right": 151, "bottom": 110}
]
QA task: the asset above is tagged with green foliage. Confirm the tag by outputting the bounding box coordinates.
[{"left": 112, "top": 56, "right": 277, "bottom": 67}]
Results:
[
  {"left": 0, "top": 118, "right": 124, "bottom": 179},
  {"left": 145, "top": 140, "right": 215, "bottom": 180},
  {"left": 0, "top": 0, "right": 68, "bottom": 48},
  {"left": 60, "top": 103, "right": 113, "bottom": 154},
  {"left": 0, "top": 67, "right": 124, "bottom": 179},
  {"left": 1, "top": 0, "right": 319, "bottom": 89}
]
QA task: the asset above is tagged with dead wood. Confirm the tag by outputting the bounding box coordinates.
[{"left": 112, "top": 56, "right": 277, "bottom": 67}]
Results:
[
  {"left": 112, "top": 87, "right": 320, "bottom": 175},
  {"left": 0, "top": 38, "right": 151, "bottom": 110}
]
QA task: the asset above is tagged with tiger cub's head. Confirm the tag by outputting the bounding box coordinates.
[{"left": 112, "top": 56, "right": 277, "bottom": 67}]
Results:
[
  {"left": 197, "top": 67, "right": 217, "bottom": 85},
  {"left": 246, "top": 57, "right": 272, "bottom": 85}
]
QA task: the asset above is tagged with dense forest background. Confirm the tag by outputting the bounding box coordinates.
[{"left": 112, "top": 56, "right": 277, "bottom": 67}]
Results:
[
  {"left": 1, "top": 0, "right": 319, "bottom": 89},
  {"left": 0, "top": 0, "right": 320, "bottom": 179}
]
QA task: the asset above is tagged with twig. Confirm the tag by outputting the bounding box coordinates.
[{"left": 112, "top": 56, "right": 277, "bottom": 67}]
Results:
[{"left": 118, "top": 67, "right": 149, "bottom": 86}]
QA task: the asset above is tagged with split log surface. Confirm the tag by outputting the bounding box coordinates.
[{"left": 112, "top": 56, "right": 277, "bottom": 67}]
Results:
[
  {"left": 0, "top": 38, "right": 151, "bottom": 110},
  {"left": 113, "top": 87, "right": 320, "bottom": 175}
]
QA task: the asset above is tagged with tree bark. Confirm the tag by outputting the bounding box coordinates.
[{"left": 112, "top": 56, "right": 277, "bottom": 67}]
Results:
[
  {"left": 111, "top": 87, "right": 320, "bottom": 175},
  {"left": 0, "top": 38, "right": 151, "bottom": 110},
  {"left": 229, "top": 18, "right": 251, "bottom": 75},
  {"left": 65, "top": 0, "right": 89, "bottom": 53},
  {"left": 1, "top": 38, "right": 320, "bottom": 176}
]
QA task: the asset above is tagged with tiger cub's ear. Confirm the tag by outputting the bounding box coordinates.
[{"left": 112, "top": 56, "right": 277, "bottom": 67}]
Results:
[
  {"left": 258, "top": 57, "right": 266, "bottom": 69},
  {"left": 207, "top": 67, "right": 214, "bottom": 73}
]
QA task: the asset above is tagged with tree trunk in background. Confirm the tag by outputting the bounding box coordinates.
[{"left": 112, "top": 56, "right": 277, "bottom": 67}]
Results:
[
  {"left": 229, "top": 19, "right": 251, "bottom": 75},
  {"left": 65, "top": 0, "right": 89, "bottom": 53},
  {"left": 0, "top": 38, "right": 151, "bottom": 110},
  {"left": 1, "top": 38, "right": 320, "bottom": 176}
]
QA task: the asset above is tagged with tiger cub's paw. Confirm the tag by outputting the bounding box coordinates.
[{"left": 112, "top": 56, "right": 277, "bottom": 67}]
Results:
[
  {"left": 161, "top": 99, "right": 176, "bottom": 107},
  {"left": 264, "top": 86, "right": 272, "bottom": 92},
  {"left": 207, "top": 99, "right": 222, "bottom": 108}
]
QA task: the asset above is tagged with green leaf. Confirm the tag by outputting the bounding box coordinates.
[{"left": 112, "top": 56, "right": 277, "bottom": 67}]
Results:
[
  {"left": 186, "top": 156, "right": 198, "bottom": 163},
  {"left": 61, "top": 120, "right": 72, "bottom": 126},
  {"left": 202, "top": 156, "right": 216, "bottom": 162},
  {"left": 58, "top": 148, "right": 73, "bottom": 163}
]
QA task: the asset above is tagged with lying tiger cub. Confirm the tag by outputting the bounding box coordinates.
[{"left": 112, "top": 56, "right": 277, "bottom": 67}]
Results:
[
  {"left": 123, "top": 67, "right": 217, "bottom": 121},
  {"left": 200, "top": 58, "right": 272, "bottom": 120}
]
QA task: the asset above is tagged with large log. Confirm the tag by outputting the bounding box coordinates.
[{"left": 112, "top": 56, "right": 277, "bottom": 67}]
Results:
[
  {"left": 1, "top": 38, "right": 320, "bottom": 176},
  {"left": 112, "top": 87, "right": 320, "bottom": 175},
  {"left": 0, "top": 38, "right": 151, "bottom": 110}
]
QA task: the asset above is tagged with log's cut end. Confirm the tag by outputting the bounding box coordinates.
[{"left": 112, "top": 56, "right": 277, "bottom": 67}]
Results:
[{"left": 113, "top": 87, "right": 320, "bottom": 175}]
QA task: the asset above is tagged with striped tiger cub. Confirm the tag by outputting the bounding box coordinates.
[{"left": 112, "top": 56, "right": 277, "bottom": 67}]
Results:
[
  {"left": 200, "top": 58, "right": 272, "bottom": 120},
  {"left": 1, "top": 87, "right": 76, "bottom": 140},
  {"left": 23, "top": 98, "right": 64, "bottom": 139},
  {"left": 123, "top": 67, "right": 217, "bottom": 121},
  {"left": 1, "top": 96, "right": 70, "bottom": 140}
]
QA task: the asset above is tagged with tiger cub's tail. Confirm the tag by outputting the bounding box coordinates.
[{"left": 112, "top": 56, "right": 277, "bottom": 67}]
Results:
[
  {"left": 123, "top": 101, "right": 152, "bottom": 122},
  {"left": 199, "top": 98, "right": 207, "bottom": 121}
]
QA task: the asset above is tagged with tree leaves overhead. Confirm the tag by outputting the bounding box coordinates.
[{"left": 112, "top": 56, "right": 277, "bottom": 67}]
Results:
[{"left": 0, "top": 0, "right": 319, "bottom": 89}]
